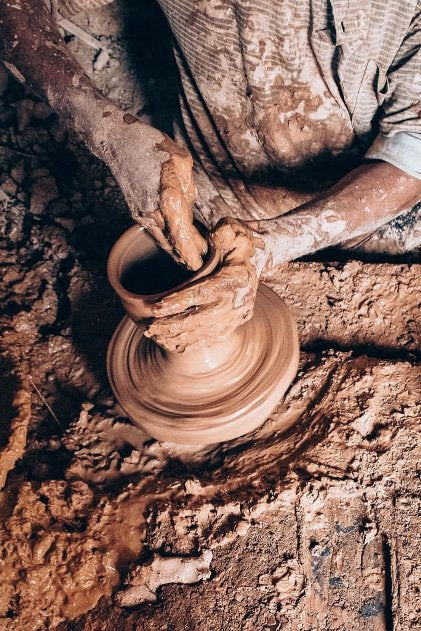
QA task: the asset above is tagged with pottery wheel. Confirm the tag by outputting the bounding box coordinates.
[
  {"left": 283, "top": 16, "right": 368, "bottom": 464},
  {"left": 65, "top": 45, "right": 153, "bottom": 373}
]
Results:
[{"left": 107, "top": 284, "right": 299, "bottom": 444}]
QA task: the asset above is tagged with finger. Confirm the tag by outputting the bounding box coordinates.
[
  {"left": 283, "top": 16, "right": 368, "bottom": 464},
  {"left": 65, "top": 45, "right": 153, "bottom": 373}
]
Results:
[
  {"left": 143, "top": 223, "right": 202, "bottom": 270},
  {"left": 152, "top": 266, "right": 250, "bottom": 317},
  {"left": 167, "top": 219, "right": 205, "bottom": 271},
  {"left": 137, "top": 211, "right": 174, "bottom": 256},
  {"left": 185, "top": 185, "right": 198, "bottom": 209},
  {"left": 160, "top": 171, "right": 204, "bottom": 271},
  {"left": 146, "top": 301, "right": 235, "bottom": 338},
  {"left": 144, "top": 225, "right": 175, "bottom": 258},
  {"left": 139, "top": 210, "right": 201, "bottom": 268},
  {"left": 148, "top": 321, "right": 236, "bottom": 354},
  {"left": 145, "top": 303, "right": 252, "bottom": 353},
  {"left": 192, "top": 226, "right": 208, "bottom": 256},
  {"left": 211, "top": 225, "right": 255, "bottom": 264}
]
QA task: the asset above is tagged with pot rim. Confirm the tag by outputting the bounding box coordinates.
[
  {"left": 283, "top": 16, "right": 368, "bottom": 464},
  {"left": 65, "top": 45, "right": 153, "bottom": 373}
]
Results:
[{"left": 107, "top": 224, "right": 220, "bottom": 303}]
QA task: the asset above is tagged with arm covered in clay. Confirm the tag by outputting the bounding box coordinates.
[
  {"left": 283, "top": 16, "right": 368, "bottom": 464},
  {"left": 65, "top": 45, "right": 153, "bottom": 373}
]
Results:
[
  {"left": 147, "top": 161, "right": 420, "bottom": 352},
  {"left": 0, "top": 0, "right": 206, "bottom": 270},
  {"left": 147, "top": 0, "right": 421, "bottom": 351},
  {"left": 253, "top": 161, "right": 421, "bottom": 269}
]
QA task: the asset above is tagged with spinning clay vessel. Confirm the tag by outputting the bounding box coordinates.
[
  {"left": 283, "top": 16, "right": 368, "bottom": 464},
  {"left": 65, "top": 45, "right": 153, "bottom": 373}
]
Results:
[{"left": 107, "top": 225, "right": 299, "bottom": 444}]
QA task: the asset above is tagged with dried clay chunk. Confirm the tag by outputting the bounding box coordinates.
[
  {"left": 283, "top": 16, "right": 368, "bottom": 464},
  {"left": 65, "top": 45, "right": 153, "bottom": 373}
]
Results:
[{"left": 0, "top": 353, "right": 31, "bottom": 490}]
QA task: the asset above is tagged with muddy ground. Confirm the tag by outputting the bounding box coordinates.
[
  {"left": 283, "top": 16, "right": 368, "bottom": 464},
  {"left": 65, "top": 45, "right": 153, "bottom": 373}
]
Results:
[{"left": 0, "top": 2, "right": 420, "bottom": 630}]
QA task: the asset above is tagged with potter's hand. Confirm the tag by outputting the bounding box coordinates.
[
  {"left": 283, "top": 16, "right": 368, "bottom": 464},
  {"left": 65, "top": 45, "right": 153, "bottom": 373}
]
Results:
[
  {"left": 145, "top": 218, "right": 267, "bottom": 352},
  {"left": 0, "top": 1, "right": 206, "bottom": 271},
  {"left": 95, "top": 111, "right": 207, "bottom": 271}
]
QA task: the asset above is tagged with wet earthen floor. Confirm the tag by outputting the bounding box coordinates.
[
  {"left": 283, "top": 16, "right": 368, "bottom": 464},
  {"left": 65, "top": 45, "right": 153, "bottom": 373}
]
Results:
[{"left": 0, "top": 3, "right": 420, "bottom": 630}]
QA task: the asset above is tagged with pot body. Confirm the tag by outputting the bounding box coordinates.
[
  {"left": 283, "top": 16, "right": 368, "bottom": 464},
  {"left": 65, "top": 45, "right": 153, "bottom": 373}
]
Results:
[{"left": 107, "top": 225, "right": 218, "bottom": 323}]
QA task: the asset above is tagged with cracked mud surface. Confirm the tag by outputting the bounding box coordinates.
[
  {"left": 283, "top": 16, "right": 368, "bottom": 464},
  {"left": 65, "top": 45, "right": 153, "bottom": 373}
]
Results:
[{"left": 0, "top": 3, "right": 420, "bottom": 630}]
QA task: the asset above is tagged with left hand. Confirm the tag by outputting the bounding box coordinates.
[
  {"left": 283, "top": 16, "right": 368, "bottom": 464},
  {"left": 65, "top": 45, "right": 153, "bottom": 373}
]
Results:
[{"left": 144, "top": 217, "right": 267, "bottom": 353}]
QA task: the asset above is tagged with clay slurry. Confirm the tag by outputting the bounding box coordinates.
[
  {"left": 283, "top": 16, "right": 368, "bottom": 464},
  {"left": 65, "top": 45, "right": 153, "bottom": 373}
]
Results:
[{"left": 121, "top": 250, "right": 193, "bottom": 296}]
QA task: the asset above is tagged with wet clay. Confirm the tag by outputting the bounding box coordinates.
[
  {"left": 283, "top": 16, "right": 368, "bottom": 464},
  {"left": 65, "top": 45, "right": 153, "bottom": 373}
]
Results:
[
  {"left": 153, "top": 137, "right": 206, "bottom": 271},
  {"left": 0, "top": 4, "right": 419, "bottom": 629},
  {"left": 108, "top": 286, "right": 299, "bottom": 444},
  {"left": 0, "top": 88, "right": 419, "bottom": 630},
  {"left": 0, "top": 354, "right": 31, "bottom": 490},
  {"left": 107, "top": 226, "right": 299, "bottom": 444},
  {"left": 145, "top": 218, "right": 267, "bottom": 352}
]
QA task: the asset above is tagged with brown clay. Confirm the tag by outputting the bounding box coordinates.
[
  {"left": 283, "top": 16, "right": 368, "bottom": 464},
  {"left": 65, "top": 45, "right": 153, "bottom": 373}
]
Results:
[
  {"left": 107, "top": 225, "right": 220, "bottom": 321},
  {"left": 107, "top": 226, "right": 299, "bottom": 444},
  {"left": 0, "top": 353, "right": 31, "bottom": 490}
]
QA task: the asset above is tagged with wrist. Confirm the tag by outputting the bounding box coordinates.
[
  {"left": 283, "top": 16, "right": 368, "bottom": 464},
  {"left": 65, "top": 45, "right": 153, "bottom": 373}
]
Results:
[
  {"left": 251, "top": 220, "right": 292, "bottom": 271},
  {"left": 252, "top": 238, "right": 270, "bottom": 277},
  {"left": 243, "top": 221, "right": 274, "bottom": 276}
]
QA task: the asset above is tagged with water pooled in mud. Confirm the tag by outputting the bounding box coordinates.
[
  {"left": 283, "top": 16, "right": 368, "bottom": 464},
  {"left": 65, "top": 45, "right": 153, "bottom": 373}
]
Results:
[{"left": 121, "top": 251, "right": 193, "bottom": 295}]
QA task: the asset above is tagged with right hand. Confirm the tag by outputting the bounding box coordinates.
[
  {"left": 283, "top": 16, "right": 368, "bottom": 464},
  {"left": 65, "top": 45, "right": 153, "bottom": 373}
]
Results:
[
  {"left": 146, "top": 217, "right": 267, "bottom": 352},
  {"left": 94, "top": 107, "right": 207, "bottom": 271},
  {"left": 0, "top": 0, "right": 205, "bottom": 269}
]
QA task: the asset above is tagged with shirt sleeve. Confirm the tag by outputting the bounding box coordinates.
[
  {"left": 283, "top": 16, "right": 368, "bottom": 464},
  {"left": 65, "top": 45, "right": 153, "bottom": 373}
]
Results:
[
  {"left": 365, "top": 5, "right": 421, "bottom": 177},
  {"left": 365, "top": 131, "right": 421, "bottom": 179}
]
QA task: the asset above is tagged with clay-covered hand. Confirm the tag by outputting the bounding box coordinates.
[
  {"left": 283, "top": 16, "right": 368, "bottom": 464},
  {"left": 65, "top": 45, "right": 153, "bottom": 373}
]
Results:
[
  {"left": 0, "top": 0, "right": 205, "bottom": 270},
  {"left": 94, "top": 109, "right": 207, "bottom": 271},
  {"left": 145, "top": 217, "right": 267, "bottom": 352}
]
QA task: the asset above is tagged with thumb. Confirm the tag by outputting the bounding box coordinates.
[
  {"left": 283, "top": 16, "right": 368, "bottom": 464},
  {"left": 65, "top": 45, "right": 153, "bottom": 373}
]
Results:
[{"left": 170, "top": 221, "right": 207, "bottom": 271}]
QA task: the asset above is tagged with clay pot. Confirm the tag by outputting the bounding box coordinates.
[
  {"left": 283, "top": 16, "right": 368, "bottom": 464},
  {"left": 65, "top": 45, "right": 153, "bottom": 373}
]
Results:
[
  {"left": 107, "top": 225, "right": 299, "bottom": 445},
  {"left": 107, "top": 224, "right": 220, "bottom": 321}
]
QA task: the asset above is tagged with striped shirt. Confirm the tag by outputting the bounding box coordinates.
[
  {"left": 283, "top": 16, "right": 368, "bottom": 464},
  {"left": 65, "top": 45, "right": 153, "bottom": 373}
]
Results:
[
  {"left": 59, "top": 0, "right": 421, "bottom": 221},
  {"left": 156, "top": 0, "right": 421, "bottom": 222}
]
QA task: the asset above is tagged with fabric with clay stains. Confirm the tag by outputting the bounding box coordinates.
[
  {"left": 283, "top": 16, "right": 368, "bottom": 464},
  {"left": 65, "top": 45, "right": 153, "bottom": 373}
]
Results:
[{"left": 154, "top": 0, "right": 421, "bottom": 223}]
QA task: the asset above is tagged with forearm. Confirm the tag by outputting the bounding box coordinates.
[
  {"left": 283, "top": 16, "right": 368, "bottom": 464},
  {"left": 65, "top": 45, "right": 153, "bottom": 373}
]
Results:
[
  {"left": 0, "top": 1, "right": 176, "bottom": 207},
  {"left": 254, "top": 162, "right": 421, "bottom": 269},
  {"left": 0, "top": 0, "right": 108, "bottom": 144},
  {"left": 0, "top": 1, "right": 168, "bottom": 159}
]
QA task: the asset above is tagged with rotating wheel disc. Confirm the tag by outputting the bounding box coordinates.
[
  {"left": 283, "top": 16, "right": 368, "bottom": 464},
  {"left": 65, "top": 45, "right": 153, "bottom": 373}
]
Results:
[{"left": 107, "top": 284, "right": 299, "bottom": 444}]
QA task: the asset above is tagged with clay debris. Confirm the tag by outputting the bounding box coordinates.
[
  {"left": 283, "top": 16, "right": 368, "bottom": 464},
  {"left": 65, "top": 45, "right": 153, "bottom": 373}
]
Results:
[
  {"left": 0, "top": 353, "right": 31, "bottom": 490},
  {"left": 118, "top": 550, "right": 213, "bottom": 606},
  {"left": 0, "top": 3, "right": 419, "bottom": 630}
]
